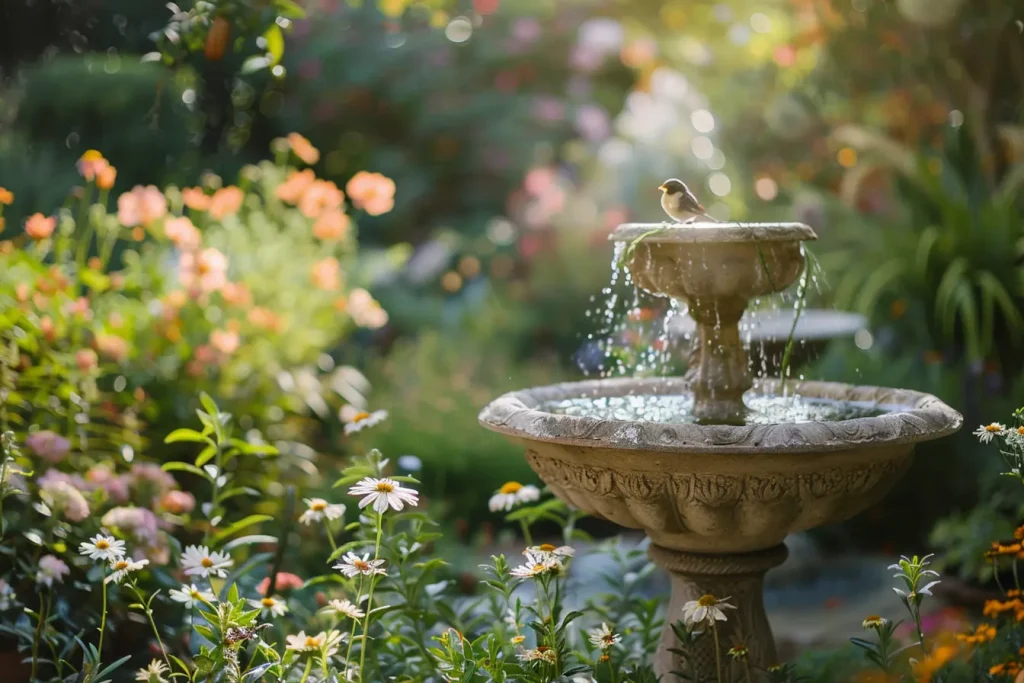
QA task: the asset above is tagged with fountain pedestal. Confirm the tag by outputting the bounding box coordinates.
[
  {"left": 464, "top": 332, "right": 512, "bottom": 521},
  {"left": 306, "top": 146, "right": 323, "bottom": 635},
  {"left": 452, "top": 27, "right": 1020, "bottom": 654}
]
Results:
[{"left": 649, "top": 544, "right": 788, "bottom": 680}]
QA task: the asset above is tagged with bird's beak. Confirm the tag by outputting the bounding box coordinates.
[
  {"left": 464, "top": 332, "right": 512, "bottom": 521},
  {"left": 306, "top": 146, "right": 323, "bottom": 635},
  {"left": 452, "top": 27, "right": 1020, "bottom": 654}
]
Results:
[{"left": 657, "top": 184, "right": 667, "bottom": 192}]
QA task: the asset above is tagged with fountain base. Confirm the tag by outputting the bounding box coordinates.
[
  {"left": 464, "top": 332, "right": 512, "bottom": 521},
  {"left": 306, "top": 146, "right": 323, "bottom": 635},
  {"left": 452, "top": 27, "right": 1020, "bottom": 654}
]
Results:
[{"left": 649, "top": 543, "right": 788, "bottom": 681}]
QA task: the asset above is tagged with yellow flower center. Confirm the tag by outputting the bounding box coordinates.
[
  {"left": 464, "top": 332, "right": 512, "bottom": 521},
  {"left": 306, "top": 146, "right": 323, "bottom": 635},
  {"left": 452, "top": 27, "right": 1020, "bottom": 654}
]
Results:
[
  {"left": 304, "top": 636, "right": 320, "bottom": 648},
  {"left": 113, "top": 561, "right": 129, "bottom": 571},
  {"left": 375, "top": 481, "right": 394, "bottom": 493},
  {"left": 986, "top": 423, "right": 1003, "bottom": 432},
  {"left": 538, "top": 544, "right": 556, "bottom": 552},
  {"left": 96, "top": 540, "right": 110, "bottom": 550},
  {"left": 311, "top": 500, "right": 328, "bottom": 511},
  {"left": 81, "top": 150, "right": 104, "bottom": 161},
  {"left": 1017, "top": 426, "right": 1024, "bottom": 435},
  {"left": 512, "top": 635, "right": 525, "bottom": 644},
  {"left": 201, "top": 558, "right": 214, "bottom": 568},
  {"left": 864, "top": 615, "right": 881, "bottom": 623},
  {"left": 353, "top": 560, "right": 370, "bottom": 571},
  {"left": 532, "top": 564, "right": 547, "bottom": 573},
  {"left": 499, "top": 481, "right": 523, "bottom": 495},
  {"left": 352, "top": 411, "right": 370, "bottom": 422},
  {"left": 697, "top": 594, "right": 718, "bottom": 607},
  {"left": 262, "top": 598, "right": 276, "bottom": 608}
]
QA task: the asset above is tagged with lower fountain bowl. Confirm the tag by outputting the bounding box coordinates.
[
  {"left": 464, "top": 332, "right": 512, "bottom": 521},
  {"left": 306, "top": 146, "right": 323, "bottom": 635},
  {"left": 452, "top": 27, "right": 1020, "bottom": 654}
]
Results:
[{"left": 478, "top": 377, "right": 962, "bottom": 554}]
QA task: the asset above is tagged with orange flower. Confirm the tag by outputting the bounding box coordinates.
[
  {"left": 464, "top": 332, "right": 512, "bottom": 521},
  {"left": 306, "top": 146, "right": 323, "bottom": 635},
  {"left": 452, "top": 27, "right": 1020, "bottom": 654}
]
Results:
[
  {"left": 76, "top": 348, "right": 98, "bottom": 372},
  {"left": 1014, "top": 525, "right": 1024, "bottom": 541},
  {"left": 990, "top": 661, "right": 1021, "bottom": 677},
  {"left": 210, "top": 329, "right": 240, "bottom": 355},
  {"left": 287, "top": 133, "right": 320, "bottom": 165},
  {"left": 163, "top": 216, "right": 202, "bottom": 251},
  {"left": 956, "top": 623, "right": 997, "bottom": 644},
  {"left": 25, "top": 213, "right": 56, "bottom": 240},
  {"left": 276, "top": 169, "right": 316, "bottom": 204},
  {"left": 346, "top": 171, "right": 395, "bottom": 216},
  {"left": 911, "top": 643, "right": 958, "bottom": 682},
  {"left": 0, "top": 187, "right": 14, "bottom": 204},
  {"left": 987, "top": 542, "right": 1022, "bottom": 558},
  {"left": 298, "top": 179, "right": 344, "bottom": 218},
  {"left": 95, "top": 333, "right": 129, "bottom": 362},
  {"left": 77, "top": 150, "right": 110, "bottom": 181},
  {"left": 182, "top": 187, "right": 212, "bottom": 212},
  {"left": 220, "top": 282, "right": 251, "bottom": 307},
  {"left": 311, "top": 257, "right": 342, "bottom": 291},
  {"left": 209, "top": 186, "right": 244, "bottom": 219},
  {"left": 179, "top": 247, "right": 228, "bottom": 294},
  {"left": 96, "top": 164, "right": 117, "bottom": 190},
  {"left": 117, "top": 185, "right": 167, "bottom": 227},
  {"left": 205, "top": 15, "right": 231, "bottom": 61},
  {"left": 313, "top": 209, "right": 350, "bottom": 241},
  {"left": 984, "top": 599, "right": 1021, "bottom": 618},
  {"left": 248, "top": 307, "right": 282, "bottom": 331}
]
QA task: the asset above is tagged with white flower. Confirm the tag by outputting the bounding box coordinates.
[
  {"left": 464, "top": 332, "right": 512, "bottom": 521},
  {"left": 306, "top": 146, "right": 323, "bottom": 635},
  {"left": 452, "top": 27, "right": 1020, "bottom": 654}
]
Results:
[
  {"left": 524, "top": 544, "right": 575, "bottom": 559},
  {"left": 323, "top": 598, "right": 365, "bottom": 619},
  {"left": 344, "top": 409, "right": 388, "bottom": 435},
  {"left": 518, "top": 647, "right": 558, "bottom": 664},
  {"left": 169, "top": 584, "right": 215, "bottom": 608},
  {"left": 348, "top": 477, "right": 419, "bottom": 513},
  {"left": 681, "top": 594, "right": 735, "bottom": 628},
  {"left": 285, "top": 630, "right": 345, "bottom": 657},
  {"left": 299, "top": 498, "right": 346, "bottom": 525},
  {"left": 79, "top": 535, "right": 126, "bottom": 563},
  {"left": 135, "top": 659, "right": 170, "bottom": 683},
  {"left": 334, "top": 552, "right": 387, "bottom": 578},
  {"left": 588, "top": 622, "right": 621, "bottom": 650},
  {"left": 180, "top": 545, "right": 233, "bottom": 578},
  {"left": 489, "top": 481, "right": 541, "bottom": 512},
  {"left": 862, "top": 615, "right": 887, "bottom": 630},
  {"left": 36, "top": 555, "right": 70, "bottom": 587},
  {"left": 249, "top": 595, "right": 288, "bottom": 617},
  {"left": 974, "top": 422, "right": 1006, "bottom": 443},
  {"left": 106, "top": 558, "right": 149, "bottom": 585},
  {"left": 510, "top": 552, "right": 563, "bottom": 579}
]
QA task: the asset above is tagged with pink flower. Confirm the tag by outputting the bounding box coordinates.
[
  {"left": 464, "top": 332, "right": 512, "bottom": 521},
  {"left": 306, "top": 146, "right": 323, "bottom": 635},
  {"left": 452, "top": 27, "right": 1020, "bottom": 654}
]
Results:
[
  {"left": 66, "top": 297, "right": 92, "bottom": 320},
  {"left": 159, "top": 490, "right": 196, "bottom": 515},
  {"left": 313, "top": 210, "right": 350, "bottom": 241},
  {"left": 25, "top": 431, "right": 70, "bottom": 464},
  {"left": 257, "top": 572, "right": 304, "bottom": 595},
  {"left": 95, "top": 333, "right": 129, "bottom": 363},
  {"left": 24, "top": 213, "right": 56, "bottom": 240},
  {"left": 311, "top": 258, "right": 342, "bottom": 291},
  {"left": 75, "top": 349, "right": 98, "bottom": 372},
  {"left": 345, "top": 172, "right": 395, "bottom": 217},
  {"left": 523, "top": 167, "right": 557, "bottom": 196},
  {"left": 117, "top": 185, "right": 167, "bottom": 227},
  {"left": 210, "top": 329, "right": 240, "bottom": 355},
  {"left": 85, "top": 464, "right": 130, "bottom": 503},
  {"left": 164, "top": 216, "right": 202, "bottom": 251},
  {"left": 37, "top": 555, "right": 70, "bottom": 587},
  {"left": 77, "top": 150, "right": 110, "bottom": 182},
  {"left": 209, "top": 186, "right": 244, "bottom": 220},
  {"left": 533, "top": 97, "right": 565, "bottom": 122},
  {"left": 128, "top": 463, "right": 177, "bottom": 499},
  {"left": 179, "top": 248, "right": 228, "bottom": 294},
  {"left": 220, "top": 282, "right": 251, "bottom": 306},
  {"left": 575, "top": 104, "right": 611, "bottom": 142},
  {"left": 182, "top": 187, "right": 212, "bottom": 212},
  {"left": 39, "top": 480, "right": 90, "bottom": 522},
  {"left": 102, "top": 506, "right": 170, "bottom": 563},
  {"left": 347, "top": 288, "right": 388, "bottom": 329}
]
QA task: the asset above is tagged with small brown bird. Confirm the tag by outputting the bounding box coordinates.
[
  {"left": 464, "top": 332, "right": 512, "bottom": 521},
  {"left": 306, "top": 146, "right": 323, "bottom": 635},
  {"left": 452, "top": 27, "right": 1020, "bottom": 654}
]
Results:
[{"left": 658, "top": 178, "right": 718, "bottom": 223}]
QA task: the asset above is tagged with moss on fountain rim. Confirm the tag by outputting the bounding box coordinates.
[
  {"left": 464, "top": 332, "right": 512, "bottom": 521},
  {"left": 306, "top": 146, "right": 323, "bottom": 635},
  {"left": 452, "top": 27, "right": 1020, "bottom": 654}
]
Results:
[
  {"left": 610, "top": 222, "right": 818, "bottom": 244},
  {"left": 478, "top": 377, "right": 962, "bottom": 454}
]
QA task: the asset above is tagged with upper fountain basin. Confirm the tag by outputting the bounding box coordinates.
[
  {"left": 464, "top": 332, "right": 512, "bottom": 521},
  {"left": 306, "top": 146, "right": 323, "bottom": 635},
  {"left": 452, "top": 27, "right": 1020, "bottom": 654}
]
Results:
[
  {"left": 610, "top": 222, "right": 817, "bottom": 301},
  {"left": 479, "top": 377, "right": 961, "bottom": 552}
]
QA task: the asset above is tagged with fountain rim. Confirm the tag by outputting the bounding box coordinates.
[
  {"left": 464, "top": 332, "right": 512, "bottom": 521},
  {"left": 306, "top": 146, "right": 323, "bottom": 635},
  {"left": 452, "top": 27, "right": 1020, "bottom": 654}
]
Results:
[
  {"left": 609, "top": 222, "right": 818, "bottom": 244},
  {"left": 478, "top": 377, "right": 962, "bottom": 454}
]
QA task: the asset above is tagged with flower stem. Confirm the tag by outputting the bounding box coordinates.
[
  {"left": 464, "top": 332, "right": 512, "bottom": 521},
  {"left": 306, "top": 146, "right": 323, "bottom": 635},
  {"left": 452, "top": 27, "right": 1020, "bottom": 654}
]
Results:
[
  {"left": 299, "top": 656, "right": 313, "bottom": 683},
  {"left": 358, "top": 514, "right": 384, "bottom": 683},
  {"left": 133, "top": 583, "right": 172, "bottom": 674},
  {"left": 744, "top": 658, "right": 753, "bottom": 683},
  {"left": 30, "top": 590, "right": 49, "bottom": 681},
  {"left": 710, "top": 621, "right": 723, "bottom": 683},
  {"left": 607, "top": 657, "right": 617, "bottom": 683},
  {"left": 519, "top": 519, "right": 533, "bottom": 547},
  {"left": 98, "top": 569, "right": 108, "bottom": 659},
  {"left": 343, "top": 576, "right": 363, "bottom": 672},
  {"left": 324, "top": 519, "right": 338, "bottom": 553}
]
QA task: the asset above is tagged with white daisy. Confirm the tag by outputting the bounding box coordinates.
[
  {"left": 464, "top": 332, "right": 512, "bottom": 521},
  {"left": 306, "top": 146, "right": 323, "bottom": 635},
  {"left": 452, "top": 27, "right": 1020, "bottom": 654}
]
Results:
[
  {"left": 299, "top": 498, "right": 346, "bottom": 525},
  {"left": 180, "top": 545, "right": 233, "bottom": 578},
  {"left": 323, "top": 598, "right": 365, "bottom": 619},
  {"left": 681, "top": 594, "right": 736, "bottom": 628},
  {"left": 974, "top": 422, "right": 1006, "bottom": 443},
  {"left": 524, "top": 544, "right": 575, "bottom": 559},
  {"left": 168, "top": 584, "right": 215, "bottom": 608},
  {"left": 249, "top": 595, "right": 288, "bottom": 617},
  {"left": 588, "top": 623, "right": 621, "bottom": 650},
  {"left": 488, "top": 481, "right": 541, "bottom": 512},
  {"left": 106, "top": 558, "right": 149, "bottom": 585},
  {"left": 334, "top": 552, "right": 387, "bottom": 578},
  {"left": 518, "top": 647, "right": 557, "bottom": 664},
  {"left": 36, "top": 555, "right": 70, "bottom": 587},
  {"left": 135, "top": 659, "right": 170, "bottom": 683},
  {"left": 343, "top": 409, "right": 388, "bottom": 435},
  {"left": 285, "top": 630, "right": 345, "bottom": 657},
  {"left": 510, "top": 552, "right": 562, "bottom": 579},
  {"left": 348, "top": 477, "right": 419, "bottom": 513},
  {"left": 79, "top": 535, "right": 126, "bottom": 563}
]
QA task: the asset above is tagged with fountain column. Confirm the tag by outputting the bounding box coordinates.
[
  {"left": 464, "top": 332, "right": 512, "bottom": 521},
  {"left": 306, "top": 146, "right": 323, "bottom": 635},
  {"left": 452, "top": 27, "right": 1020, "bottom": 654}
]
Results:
[
  {"left": 649, "top": 544, "right": 788, "bottom": 680},
  {"left": 684, "top": 296, "right": 751, "bottom": 425}
]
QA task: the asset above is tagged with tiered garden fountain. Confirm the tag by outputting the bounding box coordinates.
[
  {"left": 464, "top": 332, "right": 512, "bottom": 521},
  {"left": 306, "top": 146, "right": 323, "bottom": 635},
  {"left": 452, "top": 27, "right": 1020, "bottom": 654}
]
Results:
[{"left": 479, "top": 221, "right": 962, "bottom": 679}]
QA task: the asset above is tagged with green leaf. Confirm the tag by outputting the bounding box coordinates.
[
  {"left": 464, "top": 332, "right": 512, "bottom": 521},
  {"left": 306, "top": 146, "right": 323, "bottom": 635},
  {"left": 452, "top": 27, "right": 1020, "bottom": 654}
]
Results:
[
  {"left": 161, "top": 462, "right": 209, "bottom": 479},
  {"left": 194, "top": 444, "right": 218, "bottom": 468},
  {"left": 222, "top": 534, "right": 278, "bottom": 551},
  {"left": 264, "top": 24, "right": 284, "bottom": 66},
  {"left": 211, "top": 515, "right": 274, "bottom": 545},
  {"left": 199, "top": 392, "right": 220, "bottom": 418},
  {"left": 164, "top": 428, "right": 210, "bottom": 444},
  {"left": 274, "top": 0, "right": 306, "bottom": 17}
]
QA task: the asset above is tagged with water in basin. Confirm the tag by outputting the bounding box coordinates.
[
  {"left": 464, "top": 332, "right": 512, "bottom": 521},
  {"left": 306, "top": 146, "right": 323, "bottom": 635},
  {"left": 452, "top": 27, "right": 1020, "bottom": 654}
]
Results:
[{"left": 542, "top": 393, "right": 891, "bottom": 425}]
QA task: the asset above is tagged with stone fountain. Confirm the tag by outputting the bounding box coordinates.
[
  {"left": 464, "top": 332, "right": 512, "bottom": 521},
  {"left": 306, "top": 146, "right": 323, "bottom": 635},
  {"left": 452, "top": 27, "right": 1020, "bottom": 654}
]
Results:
[{"left": 478, "top": 222, "right": 962, "bottom": 680}]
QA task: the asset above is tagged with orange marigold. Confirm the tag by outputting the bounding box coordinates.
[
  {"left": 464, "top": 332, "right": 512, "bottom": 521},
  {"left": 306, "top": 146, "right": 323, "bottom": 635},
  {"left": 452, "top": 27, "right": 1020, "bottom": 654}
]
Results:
[
  {"left": 287, "top": 133, "right": 320, "bottom": 165},
  {"left": 984, "top": 599, "right": 1021, "bottom": 618},
  {"left": 956, "top": 623, "right": 997, "bottom": 644},
  {"left": 0, "top": 187, "right": 14, "bottom": 204}
]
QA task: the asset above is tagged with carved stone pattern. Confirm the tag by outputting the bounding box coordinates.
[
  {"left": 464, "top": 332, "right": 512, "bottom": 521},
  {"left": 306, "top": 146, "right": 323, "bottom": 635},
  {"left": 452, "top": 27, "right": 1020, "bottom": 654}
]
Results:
[{"left": 523, "top": 451, "right": 910, "bottom": 506}]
